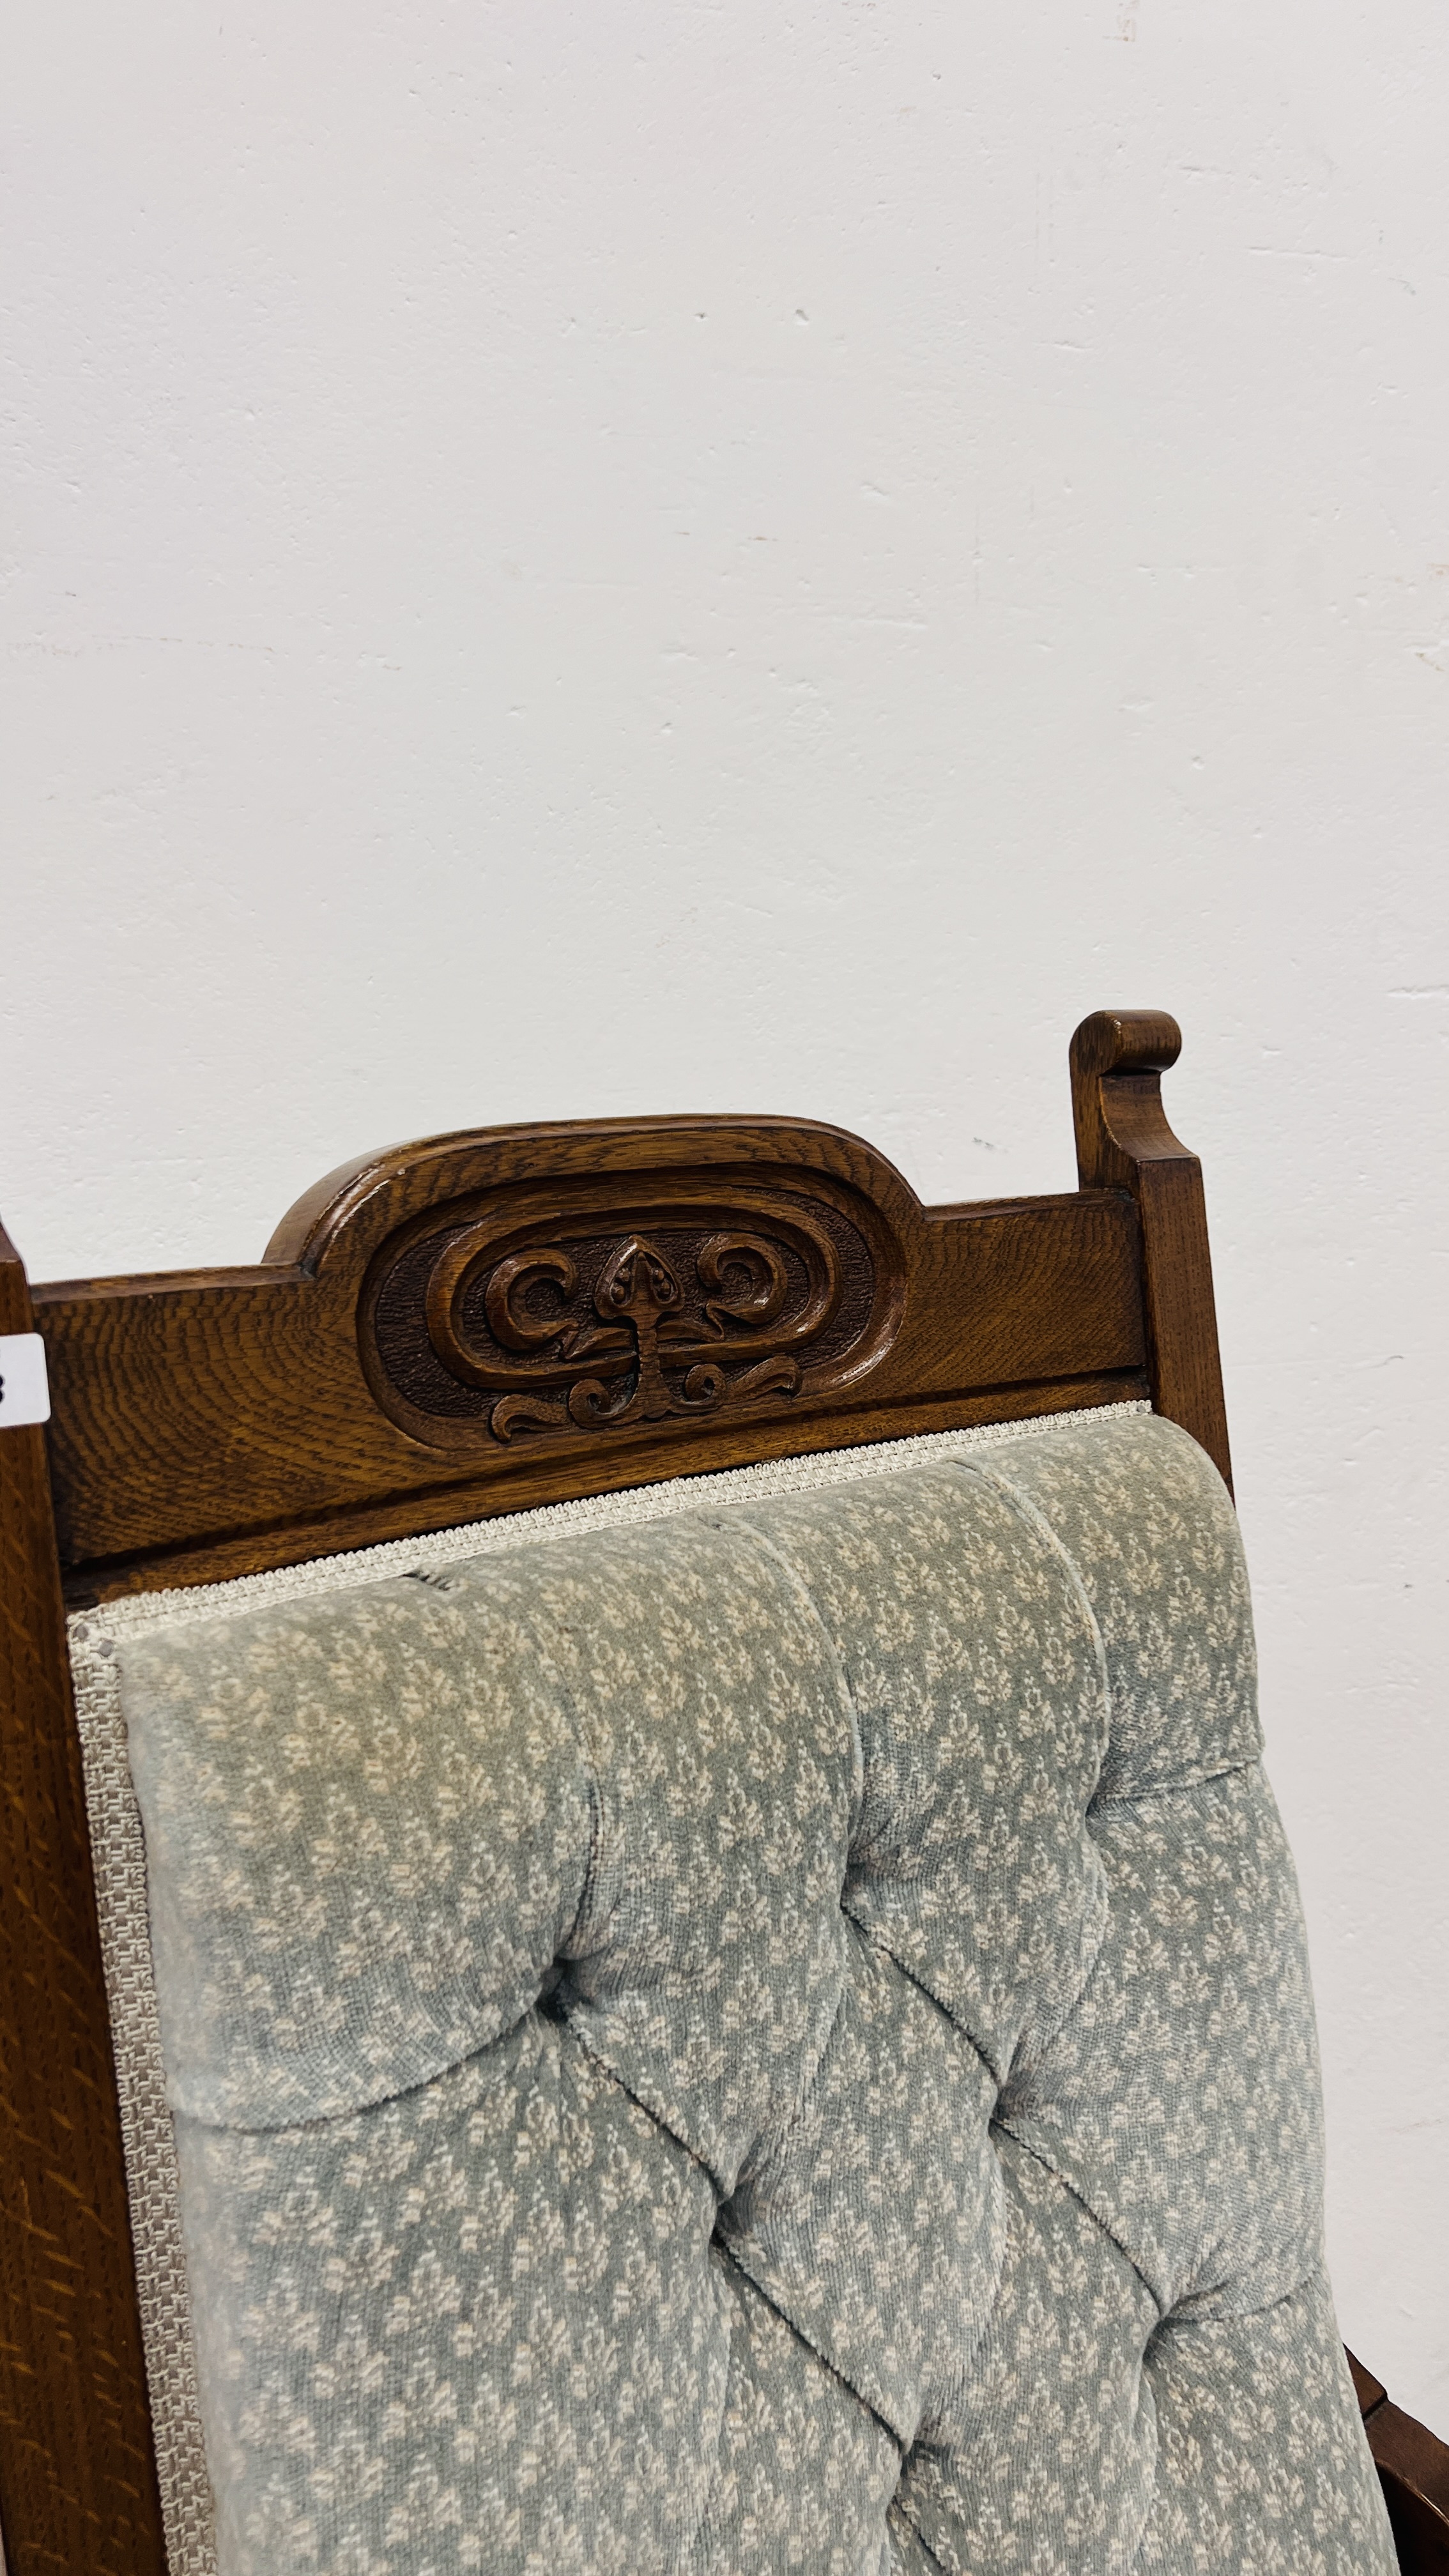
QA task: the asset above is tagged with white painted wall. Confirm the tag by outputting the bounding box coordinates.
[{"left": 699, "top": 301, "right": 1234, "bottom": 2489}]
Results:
[{"left": 4, "top": 0, "right": 1447, "bottom": 2431}]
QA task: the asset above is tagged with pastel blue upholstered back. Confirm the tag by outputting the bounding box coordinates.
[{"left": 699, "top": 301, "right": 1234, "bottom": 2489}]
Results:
[{"left": 116, "top": 1411, "right": 1395, "bottom": 2574}]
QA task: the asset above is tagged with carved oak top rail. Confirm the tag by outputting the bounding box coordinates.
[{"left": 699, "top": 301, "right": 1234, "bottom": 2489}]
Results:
[{"left": 24, "top": 1010, "right": 1229, "bottom": 1604}]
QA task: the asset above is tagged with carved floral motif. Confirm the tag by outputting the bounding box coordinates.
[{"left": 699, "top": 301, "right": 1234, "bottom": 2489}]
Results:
[
  {"left": 359, "top": 1173, "right": 899, "bottom": 1454},
  {"left": 427, "top": 1218, "right": 842, "bottom": 1441}
]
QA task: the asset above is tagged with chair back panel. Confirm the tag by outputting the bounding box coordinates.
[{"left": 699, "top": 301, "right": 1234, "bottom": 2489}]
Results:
[{"left": 0, "top": 1013, "right": 1235, "bottom": 2572}]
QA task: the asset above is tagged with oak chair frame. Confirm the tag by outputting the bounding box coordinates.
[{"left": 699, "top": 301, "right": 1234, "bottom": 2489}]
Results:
[{"left": 0, "top": 1009, "right": 1443, "bottom": 2574}]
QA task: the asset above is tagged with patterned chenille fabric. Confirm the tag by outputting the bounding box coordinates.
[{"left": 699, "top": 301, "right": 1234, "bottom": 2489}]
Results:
[{"left": 102, "top": 1411, "right": 1393, "bottom": 2575}]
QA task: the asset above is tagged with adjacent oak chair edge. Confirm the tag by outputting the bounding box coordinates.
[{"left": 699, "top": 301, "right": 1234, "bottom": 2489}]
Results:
[{"left": 1354, "top": 2353, "right": 1449, "bottom": 2574}]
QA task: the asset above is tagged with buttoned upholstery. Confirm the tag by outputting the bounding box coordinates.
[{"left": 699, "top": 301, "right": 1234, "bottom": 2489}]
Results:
[{"left": 111, "top": 1411, "right": 1395, "bottom": 2574}]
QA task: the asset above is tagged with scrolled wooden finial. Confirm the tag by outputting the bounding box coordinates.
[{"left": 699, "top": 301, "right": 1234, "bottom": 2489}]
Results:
[
  {"left": 1069, "top": 1011, "right": 1188, "bottom": 1187},
  {"left": 1069, "top": 1008, "right": 1182, "bottom": 1084},
  {"left": 1067, "top": 1009, "right": 1232, "bottom": 1492}
]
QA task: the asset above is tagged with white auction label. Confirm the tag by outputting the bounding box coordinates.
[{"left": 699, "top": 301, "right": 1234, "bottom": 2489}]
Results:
[{"left": 0, "top": 1333, "right": 51, "bottom": 1427}]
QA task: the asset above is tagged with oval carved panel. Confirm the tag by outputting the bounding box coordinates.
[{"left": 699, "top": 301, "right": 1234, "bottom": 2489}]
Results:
[{"left": 358, "top": 1172, "right": 903, "bottom": 1453}]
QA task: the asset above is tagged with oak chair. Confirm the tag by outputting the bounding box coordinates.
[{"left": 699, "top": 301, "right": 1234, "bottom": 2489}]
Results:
[{"left": 0, "top": 1009, "right": 1443, "bottom": 2573}]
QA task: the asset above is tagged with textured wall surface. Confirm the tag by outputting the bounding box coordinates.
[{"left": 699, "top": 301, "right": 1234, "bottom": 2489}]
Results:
[{"left": 4, "top": 0, "right": 1446, "bottom": 2430}]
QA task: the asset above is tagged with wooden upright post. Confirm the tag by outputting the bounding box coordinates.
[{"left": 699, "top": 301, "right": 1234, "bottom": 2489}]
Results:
[
  {"left": 0, "top": 1220, "right": 164, "bottom": 2573},
  {"left": 1069, "top": 1011, "right": 1232, "bottom": 1494}
]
